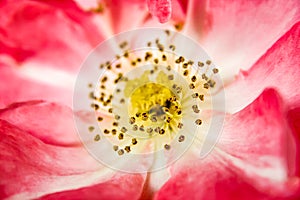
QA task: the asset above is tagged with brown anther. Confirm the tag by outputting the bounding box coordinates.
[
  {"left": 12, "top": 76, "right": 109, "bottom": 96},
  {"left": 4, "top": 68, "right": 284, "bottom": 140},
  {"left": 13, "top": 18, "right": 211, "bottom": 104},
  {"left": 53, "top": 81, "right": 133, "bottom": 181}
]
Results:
[
  {"left": 132, "top": 138, "right": 138, "bottom": 145},
  {"left": 142, "top": 113, "right": 148, "bottom": 121},
  {"left": 195, "top": 119, "right": 202, "bottom": 125},
  {"left": 198, "top": 62, "right": 204, "bottom": 67},
  {"left": 147, "top": 127, "right": 153, "bottom": 133},
  {"left": 147, "top": 42, "right": 152, "bottom": 47},
  {"left": 139, "top": 125, "right": 145, "bottom": 131},
  {"left": 104, "top": 129, "right": 110, "bottom": 134},
  {"left": 182, "top": 63, "right": 188, "bottom": 69},
  {"left": 178, "top": 135, "right": 185, "bottom": 142},
  {"left": 203, "top": 83, "right": 209, "bottom": 89},
  {"left": 88, "top": 83, "right": 93, "bottom": 88},
  {"left": 175, "top": 56, "right": 185, "bottom": 64},
  {"left": 133, "top": 124, "right": 138, "bottom": 131},
  {"left": 106, "top": 65, "right": 112, "bottom": 70},
  {"left": 120, "top": 99, "right": 125, "bottom": 104},
  {"left": 164, "top": 144, "right": 171, "bottom": 150},
  {"left": 113, "top": 122, "right": 119, "bottom": 126},
  {"left": 202, "top": 74, "right": 208, "bottom": 80},
  {"left": 206, "top": 60, "right": 212, "bottom": 65},
  {"left": 108, "top": 108, "right": 113, "bottom": 113},
  {"left": 101, "top": 76, "right": 108, "bottom": 82},
  {"left": 162, "top": 54, "right": 167, "bottom": 61},
  {"left": 183, "top": 70, "right": 189, "bottom": 76},
  {"left": 118, "top": 149, "right": 124, "bottom": 155},
  {"left": 113, "top": 145, "right": 119, "bottom": 151},
  {"left": 150, "top": 116, "right": 157, "bottom": 122},
  {"left": 100, "top": 64, "right": 105, "bottom": 69},
  {"left": 97, "top": 117, "right": 103, "bottom": 121},
  {"left": 157, "top": 44, "right": 164, "bottom": 52},
  {"left": 159, "top": 129, "right": 165, "bottom": 135},
  {"left": 189, "top": 83, "right": 195, "bottom": 89},
  {"left": 116, "top": 64, "right": 121, "bottom": 69},
  {"left": 199, "top": 94, "right": 204, "bottom": 101},
  {"left": 172, "top": 84, "right": 177, "bottom": 89},
  {"left": 192, "top": 93, "right": 199, "bottom": 98},
  {"left": 116, "top": 55, "right": 121, "bottom": 59},
  {"left": 131, "top": 61, "right": 136, "bottom": 66},
  {"left": 118, "top": 133, "right": 124, "bottom": 140},
  {"left": 177, "top": 110, "right": 182, "bottom": 115},
  {"left": 145, "top": 52, "right": 153, "bottom": 61},
  {"left": 121, "top": 127, "right": 127, "bottom": 133},
  {"left": 208, "top": 79, "right": 216, "bottom": 87},
  {"left": 174, "top": 22, "right": 184, "bottom": 31},
  {"left": 136, "top": 113, "right": 141, "bottom": 117},
  {"left": 101, "top": 85, "right": 106, "bottom": 89},
  {"left": 169, "top": 45, "right": 176, "bottom": 51},
  {"left": 154, "top": 58, "right": 159, "bottom": 64},
  {"left": 167, "top": 65, "right": 171, "bottom": 71},
  {"left": 165, "top": 30, "right": 170, "bottom": 35},
  {"left": 115, "top": 115, "right": 120, "bottom": 120},
  {"left": 177, "top": 123, "right": 183, "bottom": 129},
  {"left": 119, "top": 41, "right": 128, "bottom": 49},
  {"left": 116, "top": 88, "right": 121, "bottom": 93},
  {"left": 166, "top": 117, "right": 172, "bottom": 123},
  {"left": 137, "top": 58, "right": 142, "bottom": 62},
  {"left": 168, "top": 75, "right": 174, "bottom": 80},
  {"left": 124, "top": 51, "right": 129, "bottom": 58},
  {"left": 188, "top": 60, "right": 194, "bottom": 65},
  {"left": 155, "top": 127, "right": 161, "bottom": 133},
  {"left": 88, "top": 126, "right": 95, "bottom": 132},
  {"left": 112, "top": 129, "right": 117, "bottom": 135},
  {"left": 124, "top": 146, "right": 131, "bottom": 153},
  {"left": 94, "top": 134, "right": 101, "bottom": 141},
  {"left": 192, "top": 105, "right": 200, "bottom": 113},
  {"left": 129, "top": 117, "right": 136, "bottom": 124},
  {"left": 191, "top": 76, "right": 197, "bottom": 82},
  {"left": 213, "top": 68, "right": 219, "bottom": 74}
]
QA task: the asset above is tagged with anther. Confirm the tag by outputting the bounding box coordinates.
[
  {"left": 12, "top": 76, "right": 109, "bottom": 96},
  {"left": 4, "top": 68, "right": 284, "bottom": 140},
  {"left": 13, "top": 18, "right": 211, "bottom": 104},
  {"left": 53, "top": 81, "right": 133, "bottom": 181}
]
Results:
[
  {"left": 129, "top": 117, "right": 136, "bottom": 124},
  {"left": 183, "top": 70, "right": 189, "bottom": 76},
  {"left": 97, "top": 117, "right": 103, "bottom": 121},
  {"left": 118, "top": 133, "right": 124, "bottom": 140},
  {"left": 189, "top": 83, "right": 195, "bottom": 89},
  {"left": 115, "top": 115, "right": 121, "bottom": 120},
  {"left": 177, "top": 123, "right": 183, "bottom": 129},
  {"left": 164, "top": 144, "right": 171, "bottom": 150},
  {"left": 191, "top": 76, "right": 197, "bottom": 82},
  {"left": 139, "top": 125, "right": 145, "bottom": 131},
  {"left": 206, "top": 60, "right": 212, "bottom": 65},
  {"left": 88, "top": 126, "right": 95, "bottom": 132},
  {"left": 195, "top": 119, "right": 202, "bottom": 125},
  {"left": 118, "top": 149, "right": 124, "bottom": 155},
  {"left": 112, "top": 129, "right": 117, "bottom": 135},
  {"left": 94, "top": 134, "right": 101, "bottom": 141},
  {"left": 192, "top": 93, "right": 199, "bottom": 98},
  {"left": 199, "top": 94, "right": 204, "bottom": 101},
  {"left": 192, "top": 105, "right": 200, "bottom": 113},
  {"left": 213, "top": 68, "right": 219, "bottom": 74},
  {"left": 198, "top": 62, "right": 204, "bottom": 67},
  {"left": 147, "top": 127, "right": 153, "bottom": 133},
  {"left": 121, "top": 127, "right": 127, "bottom": 133},
  {"left": 132, "top": 138, "right": 138, "bottom": 145},
  {"left": 178, "top": 135, "right": 185, "bottom": 142},
  {"left": 133, "top": 124, "right": 138, "bottom": 131},
  {"left": 103, "top": 129, "right": 110, "bottom": 134},
  {"left": 159, "top": 129, "right": 165, "bottom": 135},
  {"left": 124, "top": 146, "right": 131, "bottom": 153},
  {"left": 168, "top": 75, "right": 174, "bottom": 80},
  {"left": 113, "top": 145, "right": 119, "bottom": 151}
]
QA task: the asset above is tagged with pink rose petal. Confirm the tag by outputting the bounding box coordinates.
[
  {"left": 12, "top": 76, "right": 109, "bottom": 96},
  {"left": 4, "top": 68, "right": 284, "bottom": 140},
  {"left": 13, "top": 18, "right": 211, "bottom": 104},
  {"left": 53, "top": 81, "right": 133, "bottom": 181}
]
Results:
[
  {"left": 219, "top": 22, "right": 300, "bottom": 113},
  {"left": 38, "top": 174, "right": 145, "bottom": 200},
  {"left": 0, "top": 101, "right": 80, "bottom": 146},
  {"left": 184, "top": 0, "right": 300, "bottom": 81},
  {"left": 0, "top": 119, "right": 101, "bottom": 199},
  {"left": 0, "top": 64, "right": 73, "bottom": 108},
  {"left": 0, "top": 0, "right": 104, "bottom": 72},
  {"left": 156, "top": 89, "right": 300, "bottom": 199}
]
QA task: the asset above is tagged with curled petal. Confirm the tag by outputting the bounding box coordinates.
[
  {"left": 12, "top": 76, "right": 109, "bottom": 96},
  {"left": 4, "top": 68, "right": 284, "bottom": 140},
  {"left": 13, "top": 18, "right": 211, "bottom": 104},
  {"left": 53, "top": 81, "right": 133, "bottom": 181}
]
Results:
[
  {"left": 219, "top": 22, "right": 300, "bottom": 113},
  {"left": 147, "top": 0, "right": 172, "bottom": 23}
]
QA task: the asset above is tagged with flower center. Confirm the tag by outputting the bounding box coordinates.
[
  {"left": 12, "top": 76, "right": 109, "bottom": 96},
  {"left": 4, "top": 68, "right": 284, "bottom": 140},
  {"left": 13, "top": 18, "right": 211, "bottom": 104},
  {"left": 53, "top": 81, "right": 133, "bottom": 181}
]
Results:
[{"left": 73, "top": 28, "right": 223, "bottom": 172}]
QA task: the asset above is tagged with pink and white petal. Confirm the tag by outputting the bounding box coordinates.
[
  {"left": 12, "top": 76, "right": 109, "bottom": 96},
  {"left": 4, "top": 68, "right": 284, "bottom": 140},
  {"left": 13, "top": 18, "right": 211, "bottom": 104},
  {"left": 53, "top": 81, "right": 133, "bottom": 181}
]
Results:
[
  {"left": 0, "top": 119, "right": 105, "bottom": 199},
  {"left": 219, "top": 22, "right": 300, "bottom": 113},
  {"left": 0, "top": 0, "right": 105, "bottom": 73},
  {"left": 38, "top": 173, "right": 145, "bottom": 200},
  {"left": 0, "top": 64, "right": 73, "bottom": 108},
  {"left": 0, "top": 101, "right": 80, "bottom": 146},
  {"left": 184, "top": 0, "right": 300, "bottom": 81},
  {"left": 156, "top": 89, "right": 300, "bottom": 199}
]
